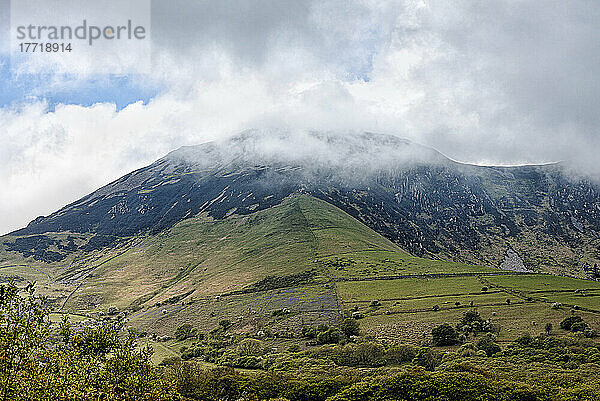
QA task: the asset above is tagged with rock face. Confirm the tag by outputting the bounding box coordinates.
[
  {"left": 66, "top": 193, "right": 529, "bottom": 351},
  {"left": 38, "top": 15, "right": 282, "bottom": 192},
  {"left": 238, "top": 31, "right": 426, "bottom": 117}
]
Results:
[
  {"left": 499, "top": 248, "right": 529, "bottom": 272},
  {"left": 8, "top": 129, "right": 600, "bottom": 276}
]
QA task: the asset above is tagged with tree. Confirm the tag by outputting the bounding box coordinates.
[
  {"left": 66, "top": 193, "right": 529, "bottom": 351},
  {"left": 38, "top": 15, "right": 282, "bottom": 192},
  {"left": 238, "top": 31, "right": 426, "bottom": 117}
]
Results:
[
  {"left": 460, "top": 310, "right": 484, "bottom": 326},
  {"left": 0, "top": 283, "right": 177, "bottom": 400},
  {"left": 431, "top": 324, "right": 459, "bottom": 346},
  {"left": 175, "top": 324, "right": 198, "bottom": 341},
  {"left": 560, "top": 315, "right": 583, "bottom": 331},
  {"left": 544, "top": 322, "right": 553, "bottom": 335},
  {"left": 340, "top": 318, "right": 360, "bottom": 338}
]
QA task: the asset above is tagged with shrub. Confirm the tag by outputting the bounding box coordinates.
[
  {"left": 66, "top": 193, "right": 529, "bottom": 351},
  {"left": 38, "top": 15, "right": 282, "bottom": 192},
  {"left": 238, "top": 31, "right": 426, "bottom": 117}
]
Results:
[
  {"left": 0, "top": 283, "right": 177, "bottom": 400},
  {"left": 412, "top": 347, "right": 441, "bottom": 370},
  {"left": 514, "top": 333, "right": 533, "bottom": 346},
  {"left": 332, "top": 342, "right": 386, "bottom": 367},
  {"left": 175, "top": 323, "right": 198, "bottom": 341},
  {"left": 159, "top": 356, "right": 182, "bottom": 366},
  {"left": 476, "top": 335, "right": 501, "bottom": 357},
  {"left": 432, "top": 323, "right": 460, "bottom": 346},
  {"left": 385, "top": 344, "right": 417, "bottom": 365},
  {"left": 571, "top": 322, "right": 589, "bottom": 332},
  {"left": 458, "top": 342, "right": 478, "bottom": 357},
  {"left": 340, "top": 318, "right": 360, "bottom": 338},
  {"left": 237, "top": 338, "right": 264, "bottom": 357},
  {"left": 302, "top": 325, "right": 317, "bottom": 339},
  {"left": 460, "top": 310, "right": 484, "bottom": 326},
  {"left": 234, "top": 355, "right": 263, "bottom": 369},
  {"left": 317, "top": 324, "right": 330, "bottom": 332},
  {"left": 560, "top": 316, "right": 583, "bottom": 331},
  {"left": 317, "top": 328, "right": 342, "bottom": 344}
]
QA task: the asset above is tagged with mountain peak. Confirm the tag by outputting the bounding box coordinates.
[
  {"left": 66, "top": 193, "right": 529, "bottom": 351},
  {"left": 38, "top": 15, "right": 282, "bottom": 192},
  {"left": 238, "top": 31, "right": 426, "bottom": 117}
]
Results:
[{"left": 6, "top": 129, "right": 600, "bottom": 279}]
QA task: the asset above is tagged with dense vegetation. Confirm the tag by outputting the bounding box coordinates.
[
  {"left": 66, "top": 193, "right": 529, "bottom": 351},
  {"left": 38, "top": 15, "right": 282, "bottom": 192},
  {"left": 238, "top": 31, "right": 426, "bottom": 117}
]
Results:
[
  {"left": 3, "top": 282, "right": 599, "bottom": 401},
  {"left": 0, "top": 283, "right": 177, "bottom": 400}
]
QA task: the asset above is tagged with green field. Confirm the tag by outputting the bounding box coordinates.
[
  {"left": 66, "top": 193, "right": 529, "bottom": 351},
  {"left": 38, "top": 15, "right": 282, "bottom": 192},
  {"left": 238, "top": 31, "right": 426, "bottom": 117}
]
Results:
[
  {"left": 337, "top": 276, "right": 491, "bottom": 302},
  {"left": 320, "top": 250, "right": 497, "bottom": 278}
]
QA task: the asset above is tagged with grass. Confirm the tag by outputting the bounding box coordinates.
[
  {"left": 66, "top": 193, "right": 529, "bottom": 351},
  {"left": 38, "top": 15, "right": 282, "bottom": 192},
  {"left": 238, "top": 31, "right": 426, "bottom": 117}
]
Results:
[
  {"left": 320, "top": 250, "right": 497, "bottom": 278},
  {"left": 485, "top": 274, "right": 600, "bottom": 292},
  {"left": 336, "top": 276, "right": 489, "bottom": 302},
  {"left": 48, "top": 312, "right": 88, "bottom": 323},
  {"left": 128, "top": 284, "right": 340, "bottom": 337},
  {"left": 346, "top": 292, "right": 523, "bottom": 312}
]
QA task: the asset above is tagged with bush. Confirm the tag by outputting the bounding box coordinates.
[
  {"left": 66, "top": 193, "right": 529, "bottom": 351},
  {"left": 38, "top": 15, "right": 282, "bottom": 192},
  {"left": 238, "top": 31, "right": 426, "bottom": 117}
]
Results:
[
  {"left": 234, "top": 355, "right": 263, "bottom": 369},
  {"left": 0, "top": 283, "right": 177, "bottom": 400},
  {"left": 302, "top": 325, "right": 317, "bottom": 339},
  {"left": 432, "top": 323, "right": 460, "bottom": 346},
  {"left": 458, "top": 342, "right": 478, "bottom": 357},
  {"left": 317, "top": 328, "right": 342, "bottom": 344},
  {"left": 340, "top": 318, "right": 360, "bottom": 338},
  {"left": 560, "top": 316, "right": 583, "bottom": 331},
  {"left": 476, "top": 335, "right": 501, "bottom": 357},
  {"left": 159, "top": 356, "right": 182, "bottom": 366},
  {"left": 175, "top": 323, "right": 198, "bottom": 341},
  {"left": 385, "top": 344, "right": 417, "bottom": 365},
  {"left": 460, "top": 310, "right": 484, "bottom": 326},
  {"left": 571, "top": 322, "right": 589, "bottom": 332},
  {"left": 237, "top": 338, "right": 264, "bottom": 357},
  {"left": 332, "top": 342, "right": 386, "bottom": 367},
  {"left": 412, "top": 347, "right": 441, "bottom": 370}
]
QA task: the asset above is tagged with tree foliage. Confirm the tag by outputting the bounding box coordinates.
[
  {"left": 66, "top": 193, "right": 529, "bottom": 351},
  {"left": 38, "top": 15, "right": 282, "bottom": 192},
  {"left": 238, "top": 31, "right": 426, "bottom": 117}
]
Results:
[
  {"left": 0, "top": 283, "right": 178, "bottom": 401},
  {"left": 431, "top": 323, "right": 459, "bottom": 346}
]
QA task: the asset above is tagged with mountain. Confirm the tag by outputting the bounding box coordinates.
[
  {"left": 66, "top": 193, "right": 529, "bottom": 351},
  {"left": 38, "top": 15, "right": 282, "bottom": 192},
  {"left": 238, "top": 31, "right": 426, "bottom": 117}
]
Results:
[{"left": 6, "top": 129, "right": 600, "bottom": 278}]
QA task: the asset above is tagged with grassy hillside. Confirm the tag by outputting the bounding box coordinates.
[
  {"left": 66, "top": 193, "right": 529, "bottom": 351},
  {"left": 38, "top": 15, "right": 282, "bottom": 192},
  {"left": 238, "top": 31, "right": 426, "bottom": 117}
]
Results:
[{"left": 1, "top": 194, "right": 599, "bottom": 361}]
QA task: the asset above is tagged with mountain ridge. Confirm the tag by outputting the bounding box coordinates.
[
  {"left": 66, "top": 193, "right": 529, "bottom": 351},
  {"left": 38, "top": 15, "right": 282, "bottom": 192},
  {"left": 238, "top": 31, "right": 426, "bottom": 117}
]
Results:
[{"left": 5, "top": 130, "right": 600, "bottom": 278}]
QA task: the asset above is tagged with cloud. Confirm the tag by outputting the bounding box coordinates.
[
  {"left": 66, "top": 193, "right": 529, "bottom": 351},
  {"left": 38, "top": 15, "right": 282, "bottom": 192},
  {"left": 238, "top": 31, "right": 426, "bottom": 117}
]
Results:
[{"left": 1, "top": 0, "right": 599, "bottom": 234}]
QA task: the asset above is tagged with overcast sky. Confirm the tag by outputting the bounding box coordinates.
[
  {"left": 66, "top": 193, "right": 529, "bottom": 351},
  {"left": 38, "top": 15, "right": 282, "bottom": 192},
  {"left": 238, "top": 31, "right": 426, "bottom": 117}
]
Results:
[{"left": 1, "top": 0, "right": 599, "bottom": 234}]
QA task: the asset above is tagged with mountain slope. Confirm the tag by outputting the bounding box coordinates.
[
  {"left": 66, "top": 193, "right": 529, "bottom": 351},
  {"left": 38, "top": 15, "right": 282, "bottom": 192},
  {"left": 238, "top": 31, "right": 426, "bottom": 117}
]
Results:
[
  {"left": 2, "top": 193, "right": 599, "bottom": 347},
  {"left": 6, "top": 130, "right": 600, "bottom": 277}
]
